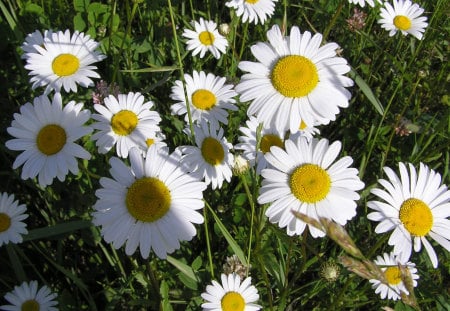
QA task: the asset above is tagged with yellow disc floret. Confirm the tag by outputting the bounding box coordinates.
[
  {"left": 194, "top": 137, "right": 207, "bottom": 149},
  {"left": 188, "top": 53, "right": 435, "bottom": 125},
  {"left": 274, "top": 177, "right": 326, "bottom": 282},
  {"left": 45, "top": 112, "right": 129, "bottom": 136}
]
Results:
[
  {"left": 399, "top": 198, "right": 433, "bottom": 236},
  {"left": 384, "top": 266, "right": 402, "bottom": 285},
  {"left": 260, "top": 134, "right": 283, "bottom": 154},
  {"left": 111, "top": 110, "right": 138, "bottom": 136},
  {"left": 0, "top": 213, "right": 11, "bottom": 232},
  {"left": 52, "top": 53, "right": 80, "bottom": 76},
  {"left": 36, "top": 124, "right": 67, "bottom": 155},
  {"left": 192, "top": 89, "right": 217, "bottom": 110},
  {"left": 393, "top": 15, "right": 412, "bottom": 31},
  {"left": 290, "top": 164, "right": 331, "bottom": 203},
  {"left": 199, "top": 31, "right": 215, "bottom": 45},
  {"left": 201, "top": 137, "right": 225, "bottom": 165},
  {"left": 221, "top": 292, "right": 245, "bottom": 311},
  {"left": 21, "top": 299, "right": 40, "bottom": 311}
]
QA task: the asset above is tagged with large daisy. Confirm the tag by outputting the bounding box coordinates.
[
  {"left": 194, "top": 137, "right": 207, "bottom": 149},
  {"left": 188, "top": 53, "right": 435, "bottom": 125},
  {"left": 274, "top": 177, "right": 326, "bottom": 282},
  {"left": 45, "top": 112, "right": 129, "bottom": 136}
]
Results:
[
  {"left": 179, "top": 122, "right": 234, "bottom": 190},
  {"left": 170, "top": 70, "right": 238, "bottom": 128},
  {"left": 91, "top": 92, "right": 161, "bottom": 158},
  {"left": 258, "top": 137, "right": 365, "bottom": 237},
  {"left": 369, "top": 252, "right": 419, "bottom": 301},
  {"left": 367, "top": 162, "right": 450, "bottom": 268},
  {"left": 378, "top": 0, "right": 428, "bottom": 40},
  {"left": 92, "top": 146, "right": 206, "bottom": 259},
  {"left": 225, "top": 0, "right": 278, "bottom": 25},
  {"left": 201, "top": 273, "right": 261, "bottom": 311},
  {"left": 5, "top": 93, "right": 92, "bottom": 187},
  {"left": 235, "top": 25, "right": 353, "bottom": 133},
  {"left": 24, "top": 29, "right": 106, "bottom": 94},
  {"left": 0, "top": 280, "right": 58, "bottom": 311},
  {"left": 348, "top": 0, "right": 381, "bottom": 7},
  {"left": 0, "top": 193, "right": 28, "bottom": 247},
  {"left": 182, "top": 18, "right": 228, "bottom": 59}
]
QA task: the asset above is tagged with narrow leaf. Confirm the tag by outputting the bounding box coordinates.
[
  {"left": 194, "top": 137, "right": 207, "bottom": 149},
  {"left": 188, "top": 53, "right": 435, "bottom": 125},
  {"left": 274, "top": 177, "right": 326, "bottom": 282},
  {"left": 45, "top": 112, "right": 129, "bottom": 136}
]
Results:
[
  {"left": 24, "top": 220, "right": 91, "bottom": 241},
  {"left": 350, "top": 68, "right": 384, "bottom": 116}
]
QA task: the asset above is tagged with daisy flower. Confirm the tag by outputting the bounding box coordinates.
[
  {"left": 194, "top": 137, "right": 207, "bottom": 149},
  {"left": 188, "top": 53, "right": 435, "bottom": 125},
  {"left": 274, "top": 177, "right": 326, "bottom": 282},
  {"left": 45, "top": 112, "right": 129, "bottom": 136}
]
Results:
[
  {"left": 288, "top": 119, "right": 320, "bottom": 142},
  {"left": 182, "top": 18, "right": 228, "bottom": 59},
  {"left": 170, "top": 71, "right": 238, "bottom": 128},
  {"left": 348, "top": 0, "right": 381, "bottom": 7},
  {"left": 0, "top": 280, "right": 58, "bottom": 311},
  {"left": 235, "top": 116, "right": 286, "bottom": 175},
  {"left": 0, "top": 193, "right": 28, "bottom": 247},
  {"left": 378, "top": 0, "right": 428, "bottom": 40},
  {"left": 21, "top": 29, "right": 53, "bottom": 59},
  {"left": 235, "top": 25, "right": 353, "bottom": 133},
  {"left": 24, "top": 29, "right": 106, "bottom": 94},
  {"left": 5, "top": 93, "right": 92, "bottom": 187},
  {"left": 225, "top": 0, "right": 278, "bottom": 25},
  {"left": 179, "top": 122, "right": 234, "bottom": 190},
  {"left": 367, "top": 162, "right": 450, "bottom": 268},
  {"left": 201, "top": 273, "right": 261, "bottom": 311},
  {"left": 369, "top": 252, "right": 419, "bottom": 300},
  {"left": 93, "top": 146, "right": 206, "bottom": 259},
  {"left": 136, "top": 131, "right": 167, "bottom": 156},
  {"left": 258, "top": 137, "right": 365, "bottom": 237},
  {"left": 91, "top": 92, "right": 161, "bottom": 158}
]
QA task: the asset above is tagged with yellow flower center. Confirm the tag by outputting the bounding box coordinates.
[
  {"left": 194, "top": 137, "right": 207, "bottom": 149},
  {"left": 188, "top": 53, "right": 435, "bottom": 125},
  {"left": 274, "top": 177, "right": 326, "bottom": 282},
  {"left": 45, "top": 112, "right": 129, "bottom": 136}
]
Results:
[
  {"left": 260, "top": 134, "right": 283, "bottom": 154},
  {"left": 399, "top": 198, "right": 433, "bottom": 236},
  {"left": 289, "top": 164, "right": 331, "bottom": 203},
  {"left": 221, "top": 292, "right": 245, "bottom": 311},
  {"left": 146, "top": 138, "right": 155, "bottom": 147},
  {"left": 384, "top": 266, "right": 402, "bottom": 285},
  {"left": 299, "top": 120, "right": 308, "bottom": 130},
  {"left": 0, "top": 213, "right": 11, "bottom": 232},
  {"left": 393, "top": 15, "right": 412, "bottom": 31},
  {"left": 192, "top": 89, "right": 217, "bottom": 110},
  {"left": 199, "top": 31, "right": 215, "bottom": 45},
  {"left": 111, "top": 110, "right": 138, "bottom": 136},
  {"left": 201, "top": 137, "right": 225, "bottom": 166},
  {"left": 52, "top": 53, "right": 80, "bottom": 77},
  {"left": 271, "top": 55, "right": 319, "bottom": 98},
  {"left": 126, "top": 177, "right": 171, "bottom": 223},
  {"left": 21, "top": 299, "right": 40, "bottom": 311},
  {"left": 245, "top": 0, "right": 259, "bottom": 3},
  {"left": 36, "top": 124, "right": 67, "bottom": 155}
]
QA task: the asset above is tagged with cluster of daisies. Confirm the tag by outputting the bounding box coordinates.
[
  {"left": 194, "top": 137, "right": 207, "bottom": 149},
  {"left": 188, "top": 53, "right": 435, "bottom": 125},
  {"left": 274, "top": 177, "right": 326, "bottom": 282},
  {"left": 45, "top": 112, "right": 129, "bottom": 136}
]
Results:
[{"left": 0, "top": 0, "right": 445, "bottom": 310}]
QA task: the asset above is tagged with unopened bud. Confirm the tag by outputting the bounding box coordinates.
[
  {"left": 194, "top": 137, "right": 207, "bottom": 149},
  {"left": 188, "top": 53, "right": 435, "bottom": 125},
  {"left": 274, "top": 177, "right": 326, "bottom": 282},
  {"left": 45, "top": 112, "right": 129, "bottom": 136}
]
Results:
[{"left": 219, "top": 23, "right": 231, "bottom": 36}]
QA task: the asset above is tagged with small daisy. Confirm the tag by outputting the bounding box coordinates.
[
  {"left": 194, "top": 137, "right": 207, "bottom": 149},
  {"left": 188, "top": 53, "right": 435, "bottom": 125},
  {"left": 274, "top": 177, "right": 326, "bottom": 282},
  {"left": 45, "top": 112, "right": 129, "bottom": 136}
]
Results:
[
  {"left": 348, "top": 0, "right": 381, "bottom": 7},
  {"left": 201, "top": 273, "right": 261, "bottom": 311},
  {"left": 0, "top": 280, "right": 58, "bottom": 311},
  {"left": 21, "top": 29, "right": 53, "bottom": 59},
  {"left": 136, "top": 131, "right": 167, "bottom": 156},
  {"left": 170, "top": 71, "right": 238, "bottom": 128},
  {"left": 226, "top": 0, "right": 278, "bottom": 25},
  {"left": 235, "top": 116, "right": 286, "bottom": 175},
  {"left": 24, "top": 29, "right": 106, "bottom": 94},
  {"left": 288, "top": 119, "right": 320, "bottom": 142},
  {"left": 179, "top": 122, "right": 234, "bottom": 190},
  {"left": 258, "top": 137, "right": 365, "bottom": 237},
  {"left": 235, "top": 25, "right": 353, "bottom": 133},
  {"left": 0, "top": 193, "right": 28, "bottom": 247},
  {"left": 182, "top": 18, "right": 228, "bottom": 59},
  {"left": 91, "top": 92, "right": 162, "bottom": 158},
  {"left": 369, "top": 252, "right": 419, "bottom": 300},
  {"left": 378, "top": 0, "right": 428, "bottom": 40},
  {"left": 367, "top": 162, "right": 450, "bottom": 268},
  {"left": 5, "top": 93, "right": 92, "bottom": 187},
  {"left": 92, "top": 146, "right": 206, "bottom": 259}
]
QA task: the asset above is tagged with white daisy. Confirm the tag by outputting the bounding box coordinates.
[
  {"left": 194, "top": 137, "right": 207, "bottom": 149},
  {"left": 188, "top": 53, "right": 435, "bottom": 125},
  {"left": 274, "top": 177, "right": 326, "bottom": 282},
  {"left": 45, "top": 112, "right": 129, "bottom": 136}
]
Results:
[
  {"left": 24, "top": 29, "right": 106, "bottom": 94},
  {"left": 91, "top": 92, "right": 162, "bottom": 158},
  {"left": 378, "top": 0, "right": 428, "bottom": 40},
  {"left": 136, "top": 131, "right": 167, "bottom": 156},
  {"left": 0, "top": 193, "right": 28, "bottom": 247},
  {"left": 0, "top": 280, "right": 58, "bottom": 311},
  {"left": 179, "top": 122, "right": 234, "bottom": 190},
  {"left": 201, "top": 273, "right": 261, "bottom": 311},
  {"left": 170, "top": 70, "right": 238, "bottom": 128},
  {"left": 258, "top": 137, "right": 365, "bottom": 237},
  {"left": 235, "top": 25, "right": 353, "bottom": 133},
  {"left": 369, "top": 252, "right": 419, "bottom": 300},
  {"left": 225, "top": 0, "right": 278, "bottom": 25},
  {"left": 235, "top": 116, "right": 286, "bottom": 175},
  {"left": 367, "top": 162, "right": 450, "bottom": 268},
  {"left": 5, "top": 93, "right": 92, "bottom": 187},
  {"left": 348, "top": 0, "right": 381, "bottom": 7},
  {"left": 182, "top": 18, "right": 228, "bottom": 59},
  {"left": 21, "top": 29, "right": 53, "bottom": 59},
  {"left": 92, "top": 146, "right": 206, "bottom": 259},
  {"left": 288, "top": 119, "right": 320, "bottom": 142}
]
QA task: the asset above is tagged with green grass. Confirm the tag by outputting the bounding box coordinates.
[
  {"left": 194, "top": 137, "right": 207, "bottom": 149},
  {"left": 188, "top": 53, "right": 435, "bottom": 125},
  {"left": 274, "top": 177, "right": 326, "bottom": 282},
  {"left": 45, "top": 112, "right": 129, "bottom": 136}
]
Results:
[{"left": 0, "top": 0, "right": 449, "bottom": 310}]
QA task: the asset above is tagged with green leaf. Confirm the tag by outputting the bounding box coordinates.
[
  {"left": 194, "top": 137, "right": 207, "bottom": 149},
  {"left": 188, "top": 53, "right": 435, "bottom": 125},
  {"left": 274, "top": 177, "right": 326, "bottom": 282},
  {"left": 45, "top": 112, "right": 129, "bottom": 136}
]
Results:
[
  {"left": 73, "top": 13, "right": 87, "bottom": 31},
  {"left": 121, "top": 66, "right": 179, "bottom": 73},
  {"left": 24, "top": 220, "right": 91, "bottom": 241},
  {"left": 349, "top": 68, "right": 384, "bottom": 116},
  {"left": 166, "top": 255, "right": 198, "bottom": 290},
  {"left": 74, "top": 0, "right": 90, "bottom": 12}
]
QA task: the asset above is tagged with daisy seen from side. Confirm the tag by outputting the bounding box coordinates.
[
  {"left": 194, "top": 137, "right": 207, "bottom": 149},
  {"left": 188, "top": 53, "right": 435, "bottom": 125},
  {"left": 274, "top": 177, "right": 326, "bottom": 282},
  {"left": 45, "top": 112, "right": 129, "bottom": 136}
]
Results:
[
  {"left": 367, "top": 162, "right": 450, "bottom": 268},
  {"left": 0, "top": 280, "right": 58, "bottom": 311},
  {"left": 258, "top": 137, "right": 365, "bottom": 237},
  {"left": 91, "top": 92, "right": 162, "bottom": 158},
  {"left": 24, "top": 29, "right": 106, "bottom": 94},
  {"left": 201, "top": 273, "right": 261, "bottom": 311},
  {"left": 378, "top": 0, "right": 428, "bottom": 40},
  {"left": 369, "top": 252, "right": 419, "bottom": 300},
  {"left": 92, "top": 146, "right": 206, "bottom": 259},
  {"left": 225, "top": 0, "right": 278, "bottom": 25},
  {"left": 179, "top": 122, "right": 234, "bottom": 190},
  {"left": 182, "top": 18, "right": 228, "bottom": 59},
  {"left": 0, "top": 193, "right": 28, "bottom": 247},
  {"left": 288, "top": 119, "right": 320, "bottom": 142},
  {"left": 235, "top": 25, "right": 353, "bottom": 133},
  {"left": 170, "top": 70, "right": 238, "bottom": 128},
  {"left": 5, "top": 93, "right": 92, "bottom": 187}
]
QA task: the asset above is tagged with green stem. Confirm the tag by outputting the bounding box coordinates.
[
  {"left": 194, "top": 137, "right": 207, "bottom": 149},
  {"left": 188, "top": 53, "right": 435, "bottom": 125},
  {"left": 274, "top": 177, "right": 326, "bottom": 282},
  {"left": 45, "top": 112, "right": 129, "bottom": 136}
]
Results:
[
  {"left": 240, "top": 174, "right": 255, "bottom": 276},
  {"left": 146, "top": 260, "right": 162, "bottom": 309},
  {"left": 203, "top": 203, "right": 215, "bottom": 278},
  {"left": 322, "top": 1, "right": 344, "bottom": 43}
]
